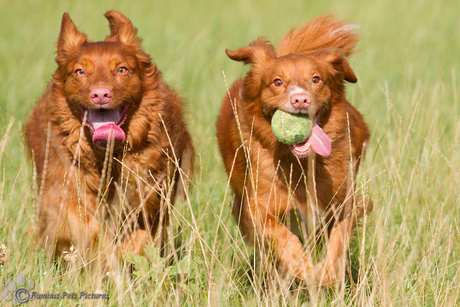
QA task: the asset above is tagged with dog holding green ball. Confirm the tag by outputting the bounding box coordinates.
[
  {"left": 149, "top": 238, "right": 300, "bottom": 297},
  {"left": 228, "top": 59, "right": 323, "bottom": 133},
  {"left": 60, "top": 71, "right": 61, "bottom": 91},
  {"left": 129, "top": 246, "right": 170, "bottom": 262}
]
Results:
[{"left": 216, "top": 15, "right": 372, "bottom": 285}]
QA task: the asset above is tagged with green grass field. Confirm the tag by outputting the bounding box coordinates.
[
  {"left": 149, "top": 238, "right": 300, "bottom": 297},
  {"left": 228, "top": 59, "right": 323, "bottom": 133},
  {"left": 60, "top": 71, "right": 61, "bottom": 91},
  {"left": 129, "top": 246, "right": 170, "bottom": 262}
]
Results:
[{"left": 1, "top": 0, "right": 459, "bottom": 305}]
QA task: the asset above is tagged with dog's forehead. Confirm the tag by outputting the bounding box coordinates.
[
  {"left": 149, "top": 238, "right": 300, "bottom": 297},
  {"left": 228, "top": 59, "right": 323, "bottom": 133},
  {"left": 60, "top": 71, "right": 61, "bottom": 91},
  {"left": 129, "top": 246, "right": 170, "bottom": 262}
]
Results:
[
  {"left": 267, "top": 54, "right": 321, "bottom": 78},
  {"left": 79, "top": 42, "right": 124, "bottom": 55},
  {"left": 76, "top": 42, "right": 137, "bottom": 64}
]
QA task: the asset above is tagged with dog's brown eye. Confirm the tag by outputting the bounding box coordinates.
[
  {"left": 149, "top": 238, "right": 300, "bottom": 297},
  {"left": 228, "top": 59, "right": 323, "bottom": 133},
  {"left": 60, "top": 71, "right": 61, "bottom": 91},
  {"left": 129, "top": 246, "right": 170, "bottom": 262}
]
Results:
[
  {"left": 74, "top": 69, "right": 86, "bottom": 77},
  {"left": 272, "top": 78, "right": 283, "bottom": 87},
  {"left": 116, "top": 67, "right": 128, "bottom": 75},
  {"left": 312, "top": 76, "right": 321, "bottom": 84}
]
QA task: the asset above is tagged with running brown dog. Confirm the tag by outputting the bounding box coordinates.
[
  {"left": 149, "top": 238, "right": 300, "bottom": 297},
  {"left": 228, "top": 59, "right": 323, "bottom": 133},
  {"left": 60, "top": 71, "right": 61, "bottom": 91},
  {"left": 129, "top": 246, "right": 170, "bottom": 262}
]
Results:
[
  {"left": 216, "top": 15, "right": 371, "bottom": 284},
  {"left": 25, "top": 11, "right": 194, "bottom": 265}
]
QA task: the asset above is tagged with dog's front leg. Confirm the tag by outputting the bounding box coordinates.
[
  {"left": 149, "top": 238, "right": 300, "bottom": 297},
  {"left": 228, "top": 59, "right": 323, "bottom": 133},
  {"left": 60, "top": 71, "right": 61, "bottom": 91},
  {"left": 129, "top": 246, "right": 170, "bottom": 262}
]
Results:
[
  {"left": 119, "top": 173, "right": 168, "bottom": 257},
  {"left": 38, "top": 184, "right": 116, "bottom": 267},
  {"left": 317, "top": 201, "right": 357, "bottom": 286},
  {"left": 244, "top": 197, "right": 314, "bottom": 281}
]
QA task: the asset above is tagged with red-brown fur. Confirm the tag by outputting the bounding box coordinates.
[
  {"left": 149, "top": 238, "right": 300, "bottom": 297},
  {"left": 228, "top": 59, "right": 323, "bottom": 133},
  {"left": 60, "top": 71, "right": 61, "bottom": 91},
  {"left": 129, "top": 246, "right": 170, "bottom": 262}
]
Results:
[
  {"left": 24, "top": 11, "right": 194, "bottom": 265},
  {"left": 216, "top": 15, "right": 371, "bottom": 284}
]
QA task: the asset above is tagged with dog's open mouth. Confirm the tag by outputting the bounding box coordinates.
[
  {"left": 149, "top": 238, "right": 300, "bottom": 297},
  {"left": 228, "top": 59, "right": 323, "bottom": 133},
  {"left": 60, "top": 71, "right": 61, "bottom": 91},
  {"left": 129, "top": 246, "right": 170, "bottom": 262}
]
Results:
[
  {"left": 79, "top": 104, "right": 129, "bottom": 147},
  {"left": 290, "top": 123, "right": 331, "bottom": 158}
]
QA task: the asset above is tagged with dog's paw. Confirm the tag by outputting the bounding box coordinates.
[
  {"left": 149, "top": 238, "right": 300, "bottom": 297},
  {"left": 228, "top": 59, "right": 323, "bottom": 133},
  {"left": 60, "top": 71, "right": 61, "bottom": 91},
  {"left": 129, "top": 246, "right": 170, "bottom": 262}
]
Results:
[
  {"left": 0, "top": 243, "right": 10, "bottom": 265},
  {"left": 312, "top": 262, "right": 338, "bottom": 287},
  {"left": 286, "top": 258, "right": 319, "bottom": 283},
  {"left": 62, "top": 245, "right": 80, "bottom": 265}
]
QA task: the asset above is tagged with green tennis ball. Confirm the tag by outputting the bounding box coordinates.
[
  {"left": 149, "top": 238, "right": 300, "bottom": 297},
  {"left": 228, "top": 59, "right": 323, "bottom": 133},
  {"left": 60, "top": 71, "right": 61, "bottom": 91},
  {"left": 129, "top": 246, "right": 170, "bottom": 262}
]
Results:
[{"left": 271, "top": 110, "right": 311, "bottom": 145}]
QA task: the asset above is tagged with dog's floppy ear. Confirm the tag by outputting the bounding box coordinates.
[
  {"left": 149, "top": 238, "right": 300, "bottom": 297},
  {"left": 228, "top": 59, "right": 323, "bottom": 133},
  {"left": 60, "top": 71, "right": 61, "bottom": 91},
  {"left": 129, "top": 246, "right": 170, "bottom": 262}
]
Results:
[
  {"left": 226, "top": 38, "right": 277, "bottom": 101},
  {"left": 325, "top": 50, "right": 357, "bottom": 83},
  {"left": 56, "top": 13, "right": 87, "bottom": 64},
  {"left": 104, "top": 10, "right": 141, "bottom": 47},
  {"left": 226, "top": 37, "right": 277, "bottom": 66},
  {"left": 311, "top": 48, "right": 357, "bottom": 83}
]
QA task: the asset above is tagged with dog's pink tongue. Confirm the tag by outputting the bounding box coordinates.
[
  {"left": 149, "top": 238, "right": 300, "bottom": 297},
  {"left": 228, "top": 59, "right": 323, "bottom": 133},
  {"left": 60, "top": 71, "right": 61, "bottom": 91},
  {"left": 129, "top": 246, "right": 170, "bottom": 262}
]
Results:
[
  {"left": 88, "top": 109, "right": 126, "bottom": 147},
  {"left": 310, "top": 124, "right": 331, "bottom": 157},
  {"left": 92, "top": 123, "right": 125, "bottom": 147}
]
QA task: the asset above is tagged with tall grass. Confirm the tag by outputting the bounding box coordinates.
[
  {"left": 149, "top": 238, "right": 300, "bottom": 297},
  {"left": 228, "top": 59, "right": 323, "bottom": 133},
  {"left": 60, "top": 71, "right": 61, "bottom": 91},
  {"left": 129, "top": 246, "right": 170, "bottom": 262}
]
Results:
[{"left": 0, "top": 0, "right": 459, "bottom": 305}]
